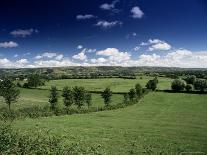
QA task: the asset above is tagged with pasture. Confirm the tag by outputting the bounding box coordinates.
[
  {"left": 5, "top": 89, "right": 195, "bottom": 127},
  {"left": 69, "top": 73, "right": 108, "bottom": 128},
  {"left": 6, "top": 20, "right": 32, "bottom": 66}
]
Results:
[
  {"left": 13, "top": 92, "right": 207, "bottom": 154},
  {"left": 39, "top": 76, "right": 172, "bottom": 92}
]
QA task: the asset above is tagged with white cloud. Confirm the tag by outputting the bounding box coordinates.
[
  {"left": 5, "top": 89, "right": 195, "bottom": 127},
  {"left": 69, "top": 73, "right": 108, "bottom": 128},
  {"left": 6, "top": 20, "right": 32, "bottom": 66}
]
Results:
[
  {"left": 55, "top": 54, "right": 64, "bottom": 60},
  {"left": 76, "top": 14, "right": 96, "bottom": 20},
  {"left": 96, "top": 48, "right": 131, "bottom": 65},
  {"left": 16, "top": 59, "right": 29, "bottom": 64},
  {"left": 77, "top": 45, "right": 83, "bottom": 49},
  {"left": 140, "top": 39, "right": 172, "bottom": 51},
  {"left": 14, "top": 54, "right": 18, "bottom": 58},
  {"left": 72, "top": 51, "right": 87, "bottom": 61},
  {"left": 100, "top": 0, "right": 119, "bottom": 10},
  {"left": 131, "top": 6, "right": 144, "bottom": 19},
  {"left": 95, "top": 20, "right": 122, "bottom": 28},
  {"left": 0, "top": 41, "right": 18, "bottom": 48},
  {"left": 134, "top": 46, "right": 140, "bottom": 51},
  {"left": 10, "top": 28, "right": 38, "bottom": 37},
  {"left": 35, "top": 52, "right": 58, "bottom": 59}
]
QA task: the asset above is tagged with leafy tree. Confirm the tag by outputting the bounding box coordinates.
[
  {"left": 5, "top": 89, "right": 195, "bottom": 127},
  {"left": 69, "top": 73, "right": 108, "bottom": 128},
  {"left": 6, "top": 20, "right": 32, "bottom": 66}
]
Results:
[
  {"left": 194, "top": 79, "right": 207, "bottom": 92},
  {"left": 146, "top": 77, "right": 158, "bottom": 91},
  {"left": 128, "top": 88, "right": 136, "bottom": 101},
  {"left": 135, "top": 83, "right": 142, "bottom": 98},
  {"left": 49, "top": 86, "right": 58, "bottom": 110},
  {"left": 27, "top": 74, "right": 45, "bottom": 88},
  {"left": 0, "top": 79, "right": 20, "bottom": 110},
  {"left": 73, "top": 86, "right": 85, "bottom": 108},
  {"left": 171, "top": 79, "right": 186, "bottom": 92},
  {"left": 184, "top": 75, "right": 196, "bottom": 85},
  {"left": 85, "top": 93, "right": 92, "bottom": 108},
  {"left": 62, "top": 86, "right": 73, "bottom": 107},
  {"left": 186, "top": 84, "right": 193, "bottom": 92},
  {"left": 101, "top": 87, "right": 112, "bottom": 107}
]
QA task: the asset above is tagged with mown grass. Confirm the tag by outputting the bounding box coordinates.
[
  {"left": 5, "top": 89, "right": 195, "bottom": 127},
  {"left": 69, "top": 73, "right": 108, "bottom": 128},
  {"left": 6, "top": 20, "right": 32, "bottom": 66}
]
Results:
[
  {"left": 12, "top": 92, "right": 207, "bottom": 154},
  {"left": 38, "top": 76, "right": 172, "bottom": 92}
]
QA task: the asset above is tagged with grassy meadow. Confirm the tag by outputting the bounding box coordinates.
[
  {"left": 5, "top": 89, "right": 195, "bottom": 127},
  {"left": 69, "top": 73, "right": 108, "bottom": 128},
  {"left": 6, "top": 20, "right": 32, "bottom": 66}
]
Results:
[
  {"left": 39, "top": 76, "right": 172, "bottom": 92},
  {"left": 13, "top": 92, "right": 207, "bottom": 154}
]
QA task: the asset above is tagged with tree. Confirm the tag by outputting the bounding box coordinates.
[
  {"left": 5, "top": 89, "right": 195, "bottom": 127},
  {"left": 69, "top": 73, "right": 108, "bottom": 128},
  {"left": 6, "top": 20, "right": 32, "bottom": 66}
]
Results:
[
  {"left": 0, "top": 79, "right": 20, "bottom": 110},
  {"left": 186, "top": 84, "right": 193, "bottom": 92},
  {"left": 171, "top": 79, "right": 186, "bottom": 92},
  {"left": 85, "top": 93, "right": 92, "bottom": 108},
  {"left": 123, "top": 93, "right": 129, "bottom": 104},
  {"left": 73, "top": 86, "right": 85, "bottom": 108},
  {"left": 49, "top": 86, "right": 58, "bottom": 110},
  {"left": 135, "top": 83, "right": 142, "bottom": 98},
  {"left": 146, "top": 77, "right": 158, "bottom": 91},
  {"left": 194, "top": 79, "right": 207, "bottom": 92},
  {"left": 27, "top": 74, "right": 45, "bottom": 88},
  {"left": 128, "top": 88, "right": 136, "bottom": 101},
  {"left": 101, "top": 87, "right": 112, "bottom": 107},
  {"left": 62, "top": 86, "right": 73, "bottom": 107},
  {"left": 184, "top": 75, "right": 196, "bottom": 85}
]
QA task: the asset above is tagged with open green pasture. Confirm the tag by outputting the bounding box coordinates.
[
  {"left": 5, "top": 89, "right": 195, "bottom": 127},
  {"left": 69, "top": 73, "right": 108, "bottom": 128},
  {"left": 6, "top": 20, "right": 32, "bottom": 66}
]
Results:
[
  {"left": 13, "top": 92, "right": 207, "bottom": 154},
  {"left": 39, "top": 76, "right": 172, "bottom": 92}
]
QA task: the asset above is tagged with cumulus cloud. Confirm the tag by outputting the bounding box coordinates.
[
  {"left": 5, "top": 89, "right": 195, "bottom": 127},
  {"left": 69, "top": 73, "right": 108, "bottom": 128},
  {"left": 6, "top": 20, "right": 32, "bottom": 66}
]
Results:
[
  {"left": 10, "top": 29, "right": 38, "bottom": 37},
  {"left": 76, "top": 14, "right": 97, "bottom": 20},
  {"left": 95, "top": 48, "right": 131, "bottom": 65},
  {"left": 100, "top": 0, "right": 119, "bottom": 10},
  {"left": 72, "top": 51, "right": 87, "bottom": 61},
  {"left": 131, "top": 6, "right": 144, "bottom": 19},
  {"left": 95, "top": 20, "right": 122, "bottom": 28},
  {"left": 141, "top": 39, "right": 172, "bottom": 51},
  {"left": 134, "top": 46, "right": 140, "bottom": 51},
  {"left": 0, "top": 41, "right": 18, "bottom": 48}
]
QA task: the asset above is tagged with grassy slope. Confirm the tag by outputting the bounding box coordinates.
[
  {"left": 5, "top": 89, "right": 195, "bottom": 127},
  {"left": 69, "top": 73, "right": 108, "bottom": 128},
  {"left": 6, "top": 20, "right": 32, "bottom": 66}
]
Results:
[
  {"left": 39, "top": 76, "right": 172, "bottom": 92},
  {"left": 13, "top": 92, "right": 207, "bottom": 154},
  {"left": 0, "top": 88, "right": 123, "bottom": 110}
]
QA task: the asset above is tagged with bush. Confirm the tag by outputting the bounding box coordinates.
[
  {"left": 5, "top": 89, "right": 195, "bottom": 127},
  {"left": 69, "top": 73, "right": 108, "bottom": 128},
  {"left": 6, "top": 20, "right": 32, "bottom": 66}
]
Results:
[
  {"left": 171, "top": 79, "right": 186, "bottom": 92},
  {"left": 185, "top": 84, "right": 193, "bottom": 92},
  {"left": 146, "top": 77, "right": 158, "bottom": 91},
  {"left": 194, "top": 79, "right": 207, "bottom": 92},
  {"left": 101, "top": 87, "right": 112, "bottom": 107}
]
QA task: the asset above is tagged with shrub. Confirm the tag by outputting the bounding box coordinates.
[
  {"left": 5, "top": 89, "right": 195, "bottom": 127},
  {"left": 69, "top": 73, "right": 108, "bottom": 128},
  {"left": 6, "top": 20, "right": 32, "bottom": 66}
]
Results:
[
  {"left": 184, "top": 75, "right": 196, "bottom": 85},
  {"left": 185, "top": 84, "right": 193, "bottom": 92},
  {"left": 85, "top": 92, "right": 92, "bottom": 108},
  {"left": 171, "top": 79, "right": 186, "bottom": 92},
  {"left": 194, "top": 79, "right": 207, "bottom": 92},
  {"left": 146, "top": 77, "right": 158, "bottom": 91}
]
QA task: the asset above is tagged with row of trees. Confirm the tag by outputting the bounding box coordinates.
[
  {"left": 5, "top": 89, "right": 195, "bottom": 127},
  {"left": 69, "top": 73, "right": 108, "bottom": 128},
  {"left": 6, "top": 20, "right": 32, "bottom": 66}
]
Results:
[{"left": 171, "top": 76, "right": 207, "bottom": 92}]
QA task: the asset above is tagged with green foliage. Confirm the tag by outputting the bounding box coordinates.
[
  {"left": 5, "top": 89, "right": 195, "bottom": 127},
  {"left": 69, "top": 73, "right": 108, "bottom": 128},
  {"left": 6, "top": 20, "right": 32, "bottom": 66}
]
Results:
[
  {"left": 171, "top": 79, "right": 186, "bottom": 92},
  {"left": 185, "top": 84, "right": 193, "bottom": 92},
  {"left": 101, "top": 87, "right": 112, "bottom": 107},
  {"left": 123, "top": 93, "right": 129, "bottom": 104},
  {"left": 27, "top": 74, "right": 45, "bottom": 88},
  {"left": 135, "top": 83, "right": 142, "bottom": 97},
  {"left": 85, "top": 92, "right": 92, "bottom": 108},
  {"left": 73, "top": 86, "right": 86, "bottom": 108},
  {"left": 0, "top": 79, "right": 20, "bottom": 110},
  {"left": 128, "top": 88, "right": 136, "bottom": 101},
  {"left": 49, "top": 86, "right": 58, "bottom": 110},
  {"left": 184, "top": 75, "right": 196, "bottom": 85},
  {"left": 62, "top": 86, "right": 73, "bottom": 107},
  {"left": 146, "top": 77, "right": 158, "bottom": 91},
  {"left": 194, "top": 79, "right": 207, "bottom": 92}
]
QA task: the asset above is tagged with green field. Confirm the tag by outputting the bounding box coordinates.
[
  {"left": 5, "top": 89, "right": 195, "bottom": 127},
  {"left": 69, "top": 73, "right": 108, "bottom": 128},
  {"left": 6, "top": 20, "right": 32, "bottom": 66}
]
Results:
[
  {"left": 13, "top": 92, "right": 207, "bottom": 154},
  {"left": 38, "top": 76, "right": 172, "bottom": 92}
]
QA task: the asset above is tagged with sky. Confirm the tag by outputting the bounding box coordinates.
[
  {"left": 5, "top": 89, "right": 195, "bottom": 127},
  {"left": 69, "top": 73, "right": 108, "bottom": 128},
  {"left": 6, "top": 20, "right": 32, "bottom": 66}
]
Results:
[{"left": 0, "top": 0, "right": 207, "bottom": 68}]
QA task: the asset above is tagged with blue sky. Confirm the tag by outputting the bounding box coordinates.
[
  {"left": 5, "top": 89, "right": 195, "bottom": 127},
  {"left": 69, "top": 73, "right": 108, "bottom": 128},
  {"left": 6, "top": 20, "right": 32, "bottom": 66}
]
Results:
[{"left": 0, "top": 0, "right": 207, "bottom": 68}]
